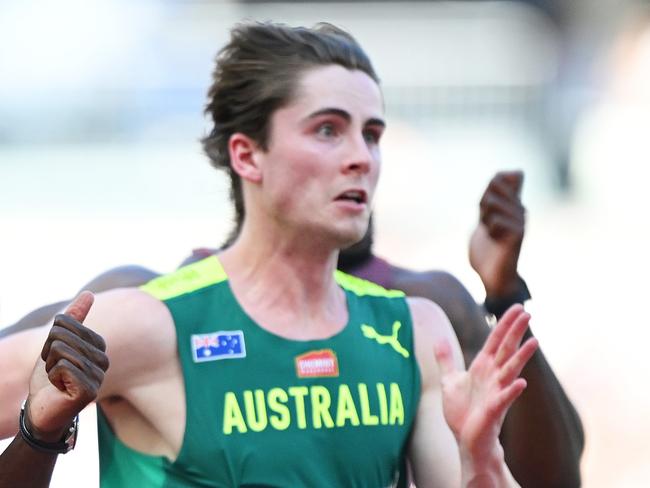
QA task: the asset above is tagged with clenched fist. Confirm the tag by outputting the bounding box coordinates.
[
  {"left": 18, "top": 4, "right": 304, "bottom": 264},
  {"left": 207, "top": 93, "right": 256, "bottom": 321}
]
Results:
[{"left": 25, "top": 292, "right": 108, "bottom": 442}]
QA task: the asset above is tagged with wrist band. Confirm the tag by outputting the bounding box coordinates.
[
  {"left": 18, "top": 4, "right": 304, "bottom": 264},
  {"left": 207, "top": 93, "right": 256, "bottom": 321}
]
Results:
[
  {"left": 484, "top": 277, "right": 531, "bottom": 320},
  {"left": 19, "top": 400, "right": 78, "bottom": 455}
]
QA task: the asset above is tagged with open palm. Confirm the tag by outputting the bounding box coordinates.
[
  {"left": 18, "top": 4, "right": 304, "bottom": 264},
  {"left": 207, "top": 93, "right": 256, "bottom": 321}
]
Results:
[{"left": 435, "top": 305, "right": 538, "bottom": 458}]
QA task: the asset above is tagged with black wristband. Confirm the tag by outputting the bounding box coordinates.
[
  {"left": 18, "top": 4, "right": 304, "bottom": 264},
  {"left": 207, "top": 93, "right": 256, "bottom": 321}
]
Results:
[
  {"left": 19, "top": 400, "right": 78, "bottom": 455},
  {"left": 484, "top": 277, "right": 532, "bottom": 320}
]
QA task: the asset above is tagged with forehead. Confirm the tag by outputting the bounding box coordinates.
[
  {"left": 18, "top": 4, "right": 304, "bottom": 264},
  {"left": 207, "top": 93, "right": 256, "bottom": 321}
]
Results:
[{"left": 289, "top": 64, "right": 384, "bottom": 121}]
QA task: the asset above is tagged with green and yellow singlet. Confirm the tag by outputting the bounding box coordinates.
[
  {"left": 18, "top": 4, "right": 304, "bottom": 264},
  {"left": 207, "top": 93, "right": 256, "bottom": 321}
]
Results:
[{"left": 98, "top": 256, "right": 421, "bottom": 487}]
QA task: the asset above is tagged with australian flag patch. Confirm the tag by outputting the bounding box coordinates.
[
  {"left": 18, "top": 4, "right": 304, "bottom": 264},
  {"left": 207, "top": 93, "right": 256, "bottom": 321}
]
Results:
[{"left": 191, "top": 331, "right": 246, "bottom": 363}]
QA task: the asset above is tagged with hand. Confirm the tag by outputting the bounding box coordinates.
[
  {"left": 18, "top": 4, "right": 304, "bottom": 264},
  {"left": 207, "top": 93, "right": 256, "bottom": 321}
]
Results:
[
  {"left": 434, "top": 305, "right": 538, "bottom": 463},
  {"left": 469, "top": 171, "right": 525, "bottom": 298},
  {"left": 26, "top": 292, "right": 109, "bottom": 441}
]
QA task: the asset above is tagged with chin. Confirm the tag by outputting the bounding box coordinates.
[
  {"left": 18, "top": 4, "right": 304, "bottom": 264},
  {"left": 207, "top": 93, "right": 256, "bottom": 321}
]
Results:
[
  {"left": 332, "top": 223, "right": 367, "bottom": 250},
  {"left": 305, "top": 213, "right": 369, "bottom": 250}
]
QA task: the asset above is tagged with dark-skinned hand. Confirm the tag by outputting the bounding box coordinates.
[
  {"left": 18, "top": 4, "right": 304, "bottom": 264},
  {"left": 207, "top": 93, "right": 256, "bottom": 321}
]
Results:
[
  {"left": 469, "top": 171, "right": 526, "bottom": 298},
  {"left": 25, "top": 292, "right": 109, "bottom": 442}
]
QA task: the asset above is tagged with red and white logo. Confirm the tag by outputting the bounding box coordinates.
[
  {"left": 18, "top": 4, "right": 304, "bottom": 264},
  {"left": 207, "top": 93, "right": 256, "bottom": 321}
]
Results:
[{"left": 295, "top": 349, "right": 339, "bottom": 378}]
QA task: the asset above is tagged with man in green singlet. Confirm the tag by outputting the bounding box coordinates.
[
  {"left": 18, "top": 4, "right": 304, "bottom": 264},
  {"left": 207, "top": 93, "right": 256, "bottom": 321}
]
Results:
[
  {"left": 0, "top": 22, "right": 538, "bottom": 487},
  {"left": 0, "top": 171, "right": 584, "bottom": 486}
]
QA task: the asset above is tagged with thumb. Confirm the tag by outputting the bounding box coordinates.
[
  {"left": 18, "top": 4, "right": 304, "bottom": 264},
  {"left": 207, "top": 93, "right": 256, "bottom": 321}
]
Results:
[
  {"left": 434, "top": 339, "right": 457, "bottom": 377},
  {"left": 64, "top": 291, "right": 95, "bottom": 324}
]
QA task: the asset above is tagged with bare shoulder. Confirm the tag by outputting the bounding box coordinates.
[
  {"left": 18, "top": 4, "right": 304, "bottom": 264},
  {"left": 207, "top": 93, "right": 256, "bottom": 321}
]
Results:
[
  {"left": 394, "top": 267, "right": 487, "bottom": 361},
  {"left": 407, "top": 297, "right": 456, "bottom": 347},
  {"left": 407, "top": 297, "right": 465, "bottom": 387},
  {"left": 84, "top": 288, "right": 177, "bottom": 398},
  {"left": 84, "top": 287, "right": 172, "bottom": 336}
]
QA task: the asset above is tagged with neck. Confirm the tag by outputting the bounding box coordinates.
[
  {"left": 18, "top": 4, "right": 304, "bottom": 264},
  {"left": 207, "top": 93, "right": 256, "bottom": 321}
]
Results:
[{"left": 218, "top": 221, "right": 347, "bottom": 339}]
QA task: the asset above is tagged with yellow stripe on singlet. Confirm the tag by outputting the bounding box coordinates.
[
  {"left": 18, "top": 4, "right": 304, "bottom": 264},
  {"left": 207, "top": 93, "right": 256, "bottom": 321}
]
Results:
[
  {"left": 140, "top": 255, "right": 227, "bottom": 301},
  {"left": 141, "top": 256, "right": 401, "bottom": 300},
  {"left": 334, "top": 270, "right": 404, "bottom": 298}
]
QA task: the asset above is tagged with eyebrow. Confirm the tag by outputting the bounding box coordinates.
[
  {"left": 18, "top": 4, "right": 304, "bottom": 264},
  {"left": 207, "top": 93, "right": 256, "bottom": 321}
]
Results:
[{"left": 304, "top": 107, "right": 386, "bottom": 128}]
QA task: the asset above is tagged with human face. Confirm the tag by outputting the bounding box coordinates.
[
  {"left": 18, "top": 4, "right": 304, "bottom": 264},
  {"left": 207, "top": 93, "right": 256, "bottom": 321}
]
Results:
[{"left": 256, "top": 65, "right": 385, "bottom": 248}]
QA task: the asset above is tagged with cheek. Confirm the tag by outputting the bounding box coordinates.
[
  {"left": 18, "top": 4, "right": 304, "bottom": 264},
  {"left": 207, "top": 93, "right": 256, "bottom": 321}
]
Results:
[
  {"left": 268, "top": 149, "right": 327, "bottom": 209},
  {"left": 370, "top": 153, "right": 381, "bottom": 183},
  {"left": 290, "top": 142, "right": 334, "bottom": 181}
]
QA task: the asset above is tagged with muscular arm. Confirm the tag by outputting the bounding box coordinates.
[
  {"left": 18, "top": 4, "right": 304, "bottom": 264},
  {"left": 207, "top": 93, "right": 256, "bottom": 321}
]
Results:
[
  {"left": 471, "top": 171, "right": 583, "bottom": 486},
  {"left": 499, "top": 337, "right": 584, "bottom": 487},
  {"left": 0, "top": 293, "right": 107, "bottom": 488},
  {"left": 0, "top": 288, "right": 177, "bottom": 486},
  {"left": 407, "top": 297, "right": 464, "bottom": 486},
  {"left": 0, "top": 436, "right": 60, "bottom": 488},
  {"left": 408, "top": 297, "right": 536, "bottom": 487},
  {"left": 395, "top": 270, "right": 583, "bottom": 487},
  {"left": 394, "top": 171, "right": 584, "bottom": 486}
]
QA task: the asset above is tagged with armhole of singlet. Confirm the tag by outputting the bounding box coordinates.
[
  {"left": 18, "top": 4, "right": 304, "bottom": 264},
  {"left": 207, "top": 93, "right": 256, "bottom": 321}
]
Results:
[{"left": 97, "top": 406, "right": 170, "bottom": 488}]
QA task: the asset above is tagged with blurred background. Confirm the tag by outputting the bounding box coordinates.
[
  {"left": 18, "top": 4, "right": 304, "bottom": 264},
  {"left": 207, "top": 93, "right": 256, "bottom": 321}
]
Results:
[{"left": 1, "top": 0, "right": 649, "bottom": 486}]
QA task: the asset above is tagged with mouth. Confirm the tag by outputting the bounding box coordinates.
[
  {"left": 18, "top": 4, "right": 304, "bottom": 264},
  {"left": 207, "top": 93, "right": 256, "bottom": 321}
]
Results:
[{"left": 335, "top": 189, "right": 368, "bottom": 205}]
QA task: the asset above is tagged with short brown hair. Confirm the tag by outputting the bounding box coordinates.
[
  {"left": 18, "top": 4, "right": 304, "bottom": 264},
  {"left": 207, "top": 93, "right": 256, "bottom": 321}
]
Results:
[{"left": 201, "top": 21, "right": 379, "bottom": 245}]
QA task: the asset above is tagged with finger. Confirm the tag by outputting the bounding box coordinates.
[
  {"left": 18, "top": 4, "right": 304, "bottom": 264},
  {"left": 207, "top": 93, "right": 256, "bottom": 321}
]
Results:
[
  {"left": 499, "top": 170, "right": 524, "bottom": 197},
  {"left": 480, "top": 172, "right": 524, "bottom": 217},
  {"left": 49, "top": 309, "right": 105, "bottom": 348},
  {"left": 484, "top": 215, "right": 524, "bottom": 241},
  {"left": 481, "top": 304, "right": 524, "bottom": 355},
  {"left": 495, "top": 311, "right": 531, "bottom": 365},
  {"left": 42, "top": 317, "right": 106, "bottom": 360},
  {"left": 480, "top": 192, "right": 525, "bottom": 225},
  {"left": 65, "top": 291, "right": 94, "bottom": 323},
  {"left": 483, "top": 173, "right": 518, "bottom": 201},
  {"left": 47, "top": 346, "right": 106, "bottom": 392},
  {"left": 490, "top": 171, "right": 523, "bottom": 198},
  {"left": 434, "top": 339, "right": 457, "bottom": 377},
  {"left": 47, "top": 357, "right": 103, "bottom": 404},
  {"left": 41, "top": 326, "right": 109, "bottom": 372},
  {"left": 40, "top": 291, "right": 101, "bottom": 361},
  {"left": 498, "top": 337, "right": 538, "bottom": 386},
  {"left": 490, "top": 378, "right": 527, "bottom": 417},
  {"left": 45, "top": 337, "right": 109, "bottom": 379}
]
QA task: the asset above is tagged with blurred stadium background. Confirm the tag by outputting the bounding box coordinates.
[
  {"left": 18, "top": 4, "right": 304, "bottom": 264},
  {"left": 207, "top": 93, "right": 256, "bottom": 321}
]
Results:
[{"left": 1, "top": 0, "right": 649, "bottom": 486}]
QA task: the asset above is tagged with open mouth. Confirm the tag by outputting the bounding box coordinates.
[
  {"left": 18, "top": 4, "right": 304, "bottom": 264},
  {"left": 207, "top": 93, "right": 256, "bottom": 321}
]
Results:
[{"left": 335, "top": 190, "right": 367, "bottom": 205}]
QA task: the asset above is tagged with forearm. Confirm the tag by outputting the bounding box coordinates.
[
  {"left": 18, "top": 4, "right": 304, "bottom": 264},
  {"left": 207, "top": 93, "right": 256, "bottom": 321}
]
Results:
[
  {"left": 457, "top": 286, "right": 583, "bottom": 484},
  {"left": 0, "top": 265, "right": 160, "bottom": 341},
  {"left": 0, "top": 435, "right": 58, "bottom": 488},
  {"left": 483, "top": 276, "right": 531, "bottom": 324},
  {"left": 0, "top": 302, "right": 68, "bottom": 340},
  {"left": 483, "top": 279, "right": 583, "bottom": 484},
  {"left": 500, "top": 339, "right": 584, "bottom": 487},
  {"left": 460, "top": 444, "right": 520, "bottom": 488}
]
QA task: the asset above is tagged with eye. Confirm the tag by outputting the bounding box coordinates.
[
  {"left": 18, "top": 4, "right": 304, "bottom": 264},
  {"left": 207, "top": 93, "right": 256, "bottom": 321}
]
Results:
[
  {"left": 316, "top": 122, "right": 338, "bottom": 138},
  {"left": 363, "top": 128, "right": 381, "bottom": 144}
]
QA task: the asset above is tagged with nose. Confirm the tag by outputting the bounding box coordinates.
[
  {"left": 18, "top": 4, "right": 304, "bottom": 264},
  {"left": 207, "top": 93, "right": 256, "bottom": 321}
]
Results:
[{"left": 341, "top": 134, "right": 374, "bottom": 175}]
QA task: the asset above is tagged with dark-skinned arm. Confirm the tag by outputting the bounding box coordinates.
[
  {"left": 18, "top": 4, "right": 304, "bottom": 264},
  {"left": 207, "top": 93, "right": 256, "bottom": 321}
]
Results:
[
  {"left": 394, "top": 171, "right": 582, "bottom": 486},
  {"left": 498, "top": 322, "right": 584, "bottom": 488},
  {"left": 0, "top": 265, "right": 159, "bottom": 339},
  {"left": 0, "top": 293, "right": 108, "bottom": 488},
  {"left": 394, "top": 270, "right": 583, "bottom": 487},
  {"left": 0, "top": 437, "right": 59, "bottom": 488},
  {"left": 468, "top": 171, "right": 583, "bottom": 487}
]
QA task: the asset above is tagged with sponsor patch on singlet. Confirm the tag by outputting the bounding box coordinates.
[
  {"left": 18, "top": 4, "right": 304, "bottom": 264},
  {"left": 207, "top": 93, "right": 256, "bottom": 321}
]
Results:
[
  {"left": 295, "top": 349, "right": 339, "bottom": 378},
  {"left": 191, "top": 331, "right": 246, "bottom": 363}
]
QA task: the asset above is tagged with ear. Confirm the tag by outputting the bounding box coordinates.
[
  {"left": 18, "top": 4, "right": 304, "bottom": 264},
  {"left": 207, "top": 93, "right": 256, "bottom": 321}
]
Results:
[{"left": 229, "top": 133, "right": 263, "bottom": 183}]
